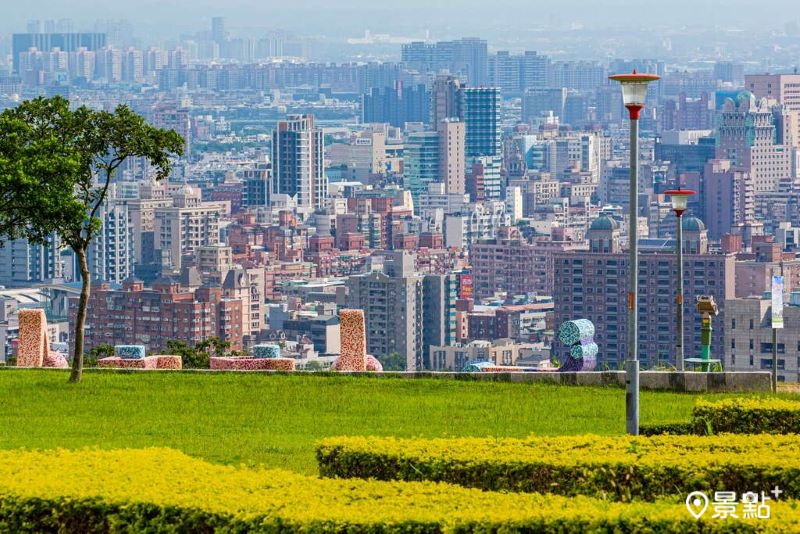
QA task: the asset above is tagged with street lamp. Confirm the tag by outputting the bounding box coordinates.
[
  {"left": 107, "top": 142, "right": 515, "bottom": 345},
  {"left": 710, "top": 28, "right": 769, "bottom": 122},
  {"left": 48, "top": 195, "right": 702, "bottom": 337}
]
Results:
[
  {"left": 665, "top": 188, "right": 696, "bottom": 372},
  {"left": 609, "top": 70, "right": 660, "bottom": 436}
]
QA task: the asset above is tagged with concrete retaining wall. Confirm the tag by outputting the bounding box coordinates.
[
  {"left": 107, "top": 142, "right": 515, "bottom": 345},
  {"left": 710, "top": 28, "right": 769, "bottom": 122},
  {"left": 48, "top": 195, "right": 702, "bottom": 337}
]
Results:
[
  {"left": 328, "top": 370, "right": 773, "bottom": 393},
  {"left": 3, "top": 367, "right": 772, "bottom": 393}
]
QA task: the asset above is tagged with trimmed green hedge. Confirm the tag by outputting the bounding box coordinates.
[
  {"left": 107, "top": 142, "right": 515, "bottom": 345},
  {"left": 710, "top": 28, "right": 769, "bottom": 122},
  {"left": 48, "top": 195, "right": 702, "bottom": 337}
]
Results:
[
  {"left": 317, "top": 434, "right": 800, "bottom": 502},
  {"left": 3, "top": 448, "right": 792, "bottom": 532},
  {"left": 694, "top": 398, "right": 800, "bottom": 434}
]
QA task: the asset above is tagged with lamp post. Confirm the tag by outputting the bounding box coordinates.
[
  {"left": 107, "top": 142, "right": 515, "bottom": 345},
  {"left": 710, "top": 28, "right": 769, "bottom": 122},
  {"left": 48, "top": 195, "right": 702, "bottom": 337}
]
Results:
[
  {"left": 664, "top": 188, "right": 696, "bottom": 372},
  {"left": 609, "top": 70, "right": 660, "bottom": 436}
]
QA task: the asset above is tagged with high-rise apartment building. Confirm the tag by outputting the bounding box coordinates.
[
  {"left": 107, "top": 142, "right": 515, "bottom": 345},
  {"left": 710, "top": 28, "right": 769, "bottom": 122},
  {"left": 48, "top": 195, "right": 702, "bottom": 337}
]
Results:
[
  {"left": 489, "top": 51, "right": 549, "bottom": 95},
  {"left": 402, "top": 38, "right": 488, "bottom": 86},
  {"left": 522, "top": 87, "right": 567, "bottom": 123},
  {"left": 702, "top": 159, "right": 755, "bottom": 240},
  {"left": 422, "top": 273, "right": 458, "bottom": 368},
  {"left": 438, "top": 119, "right": 466, "bottom": 195},
  {"left": 11, "top": 32, "right": 106, "bottom": 73},
  {"left": 87, "top": 202, "right": 134, "bottom": 284},
  {"left": 272, "top": 114, "right": 328, "bottom": 210},
  {"left": 362, "top": 83, "right": 429, "bottom": 128},
  {"left": 153, "top": 185, "right": 223, "bottom": 271},
  {"left": 347, "top": 251, "right": 424, "bottom": 370},
  {"left": 0, "top": 234, "right": 64, "bottom": 287}
]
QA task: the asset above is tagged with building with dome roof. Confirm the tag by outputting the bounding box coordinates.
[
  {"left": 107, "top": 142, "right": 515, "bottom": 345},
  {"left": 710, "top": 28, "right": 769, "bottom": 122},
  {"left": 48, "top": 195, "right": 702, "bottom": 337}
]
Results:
[
  {"left": 553, "top": 215, "right": 735, "bottom": 369},
  {"left": 716, "top": 90, "right": 794, "bottom": 201}
]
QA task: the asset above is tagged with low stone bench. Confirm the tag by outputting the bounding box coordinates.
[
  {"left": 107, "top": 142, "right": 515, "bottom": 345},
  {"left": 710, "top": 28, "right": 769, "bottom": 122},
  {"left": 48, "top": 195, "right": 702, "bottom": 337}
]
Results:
[
  {"left": 98, "top": 355, "right": 182, "bottom": 370},
  {"left": 209, "top": 357, "right": 296, "bottom": 371}
]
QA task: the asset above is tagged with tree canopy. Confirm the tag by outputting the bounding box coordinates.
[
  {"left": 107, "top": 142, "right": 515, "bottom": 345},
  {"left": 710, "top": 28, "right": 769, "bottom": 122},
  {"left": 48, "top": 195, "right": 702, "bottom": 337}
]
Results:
[{"left": 0, "top": 96, "right": 185, "bottom": 382}]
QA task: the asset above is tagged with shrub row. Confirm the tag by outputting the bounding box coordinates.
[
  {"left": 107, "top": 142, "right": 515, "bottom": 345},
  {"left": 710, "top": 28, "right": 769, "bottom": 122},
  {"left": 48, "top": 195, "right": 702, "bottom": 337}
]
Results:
[
  {"left": 693, "top": 398, "right": 800, "bottom": 435},
  {"left": 3, "top": 447, "right": 797, "bottom": 532},
  {"left": 317, "top": 434, "right": 800, "bottom": 502},
  {"left": 641, "top": 398, "right": 800, "bottom": 436}
]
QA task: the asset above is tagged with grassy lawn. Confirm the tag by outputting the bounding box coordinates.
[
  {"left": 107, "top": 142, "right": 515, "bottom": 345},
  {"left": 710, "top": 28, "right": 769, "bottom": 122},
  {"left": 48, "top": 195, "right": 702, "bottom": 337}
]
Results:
[{"left": 0, "top": 369, "right": 782, "bottom": 473}]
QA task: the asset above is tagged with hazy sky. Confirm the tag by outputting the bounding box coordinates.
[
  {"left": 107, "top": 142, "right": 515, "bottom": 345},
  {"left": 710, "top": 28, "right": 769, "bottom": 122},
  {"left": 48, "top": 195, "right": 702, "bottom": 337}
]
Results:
[{"left": 3, "top": 1, "right": 798, "bottom": 39}]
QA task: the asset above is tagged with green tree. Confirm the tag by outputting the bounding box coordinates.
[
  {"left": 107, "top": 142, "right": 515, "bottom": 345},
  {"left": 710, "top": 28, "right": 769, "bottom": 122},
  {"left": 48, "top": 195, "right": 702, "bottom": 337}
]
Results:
[
  {"left": 85, "top": 344, "right": 115, "bottom": 367},
  {"left": 379, "top": 352, "right": 406, "bottom": 372},
  {"left": 164, "top": 337, "right": 232, "bottom": 369},
  {"left": 0, "top": 96, "right": 184, "bottom": 382}
]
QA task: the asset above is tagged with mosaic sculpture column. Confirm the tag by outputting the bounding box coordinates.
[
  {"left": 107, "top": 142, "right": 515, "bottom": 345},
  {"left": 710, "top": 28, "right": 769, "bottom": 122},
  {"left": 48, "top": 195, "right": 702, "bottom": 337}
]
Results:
[{"left": 334, "top": 309, "right": 368, "bottom": 371}]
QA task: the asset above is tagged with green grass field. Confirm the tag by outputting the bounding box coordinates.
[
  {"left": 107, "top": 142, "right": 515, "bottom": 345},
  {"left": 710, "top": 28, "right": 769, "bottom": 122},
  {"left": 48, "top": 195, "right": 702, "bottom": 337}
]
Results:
[{"left": 0, "top": 369, "right": 781, "bottom": 473}]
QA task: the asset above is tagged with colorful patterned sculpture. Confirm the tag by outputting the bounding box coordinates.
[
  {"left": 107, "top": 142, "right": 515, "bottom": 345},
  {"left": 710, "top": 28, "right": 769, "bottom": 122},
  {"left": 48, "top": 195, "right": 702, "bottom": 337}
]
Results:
[
  {"left": 331, "top": 309, "right": 369, "bottom": 372},
  {"left": 115, "top": 345, "right": 146, "bottom": 359},
  {"left": 365, "top": 354, "right": 384, "bottom": 372},
  {"left": 253, "top": 344, "right": 281, "bottom": 359},
  {"left": 557, "top": 319, "right": 598, "bottom": 372},
  {"left": 210, "top": 357, "right": 295, "bottom": 371},
  {"left": 16, "top": 309, "right": 68, "bottom": 369},
  {"left": 98, "top": 355, "right": 182, "bottom": 370}
]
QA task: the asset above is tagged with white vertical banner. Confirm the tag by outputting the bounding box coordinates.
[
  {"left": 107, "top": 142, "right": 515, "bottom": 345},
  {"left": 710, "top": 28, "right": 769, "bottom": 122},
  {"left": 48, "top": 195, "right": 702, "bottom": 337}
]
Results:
[{"left": 772, "top": 275, "right": 784, "bottom": 329}]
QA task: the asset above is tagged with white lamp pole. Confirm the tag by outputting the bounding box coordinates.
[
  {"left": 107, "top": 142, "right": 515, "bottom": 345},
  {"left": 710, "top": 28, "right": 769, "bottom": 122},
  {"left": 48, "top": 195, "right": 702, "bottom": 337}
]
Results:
[
  {"left": 665, "top": 188, "right": 696, "bottom": 372},
  {"left": 609, "top": 70, "right": 660, "bottom": 436}
]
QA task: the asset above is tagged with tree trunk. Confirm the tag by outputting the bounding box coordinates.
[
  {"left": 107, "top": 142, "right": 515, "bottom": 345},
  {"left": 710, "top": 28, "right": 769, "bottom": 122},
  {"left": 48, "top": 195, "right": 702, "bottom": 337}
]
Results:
[{"left": 69, "top": 246, "right": 91, "bottom": 383}]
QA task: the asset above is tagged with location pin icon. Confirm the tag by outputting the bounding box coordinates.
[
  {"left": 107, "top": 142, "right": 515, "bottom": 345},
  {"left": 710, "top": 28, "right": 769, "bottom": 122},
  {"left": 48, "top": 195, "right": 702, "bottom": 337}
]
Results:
[{"left": 686, "top": 491, "right": 709, "bottom": 519}]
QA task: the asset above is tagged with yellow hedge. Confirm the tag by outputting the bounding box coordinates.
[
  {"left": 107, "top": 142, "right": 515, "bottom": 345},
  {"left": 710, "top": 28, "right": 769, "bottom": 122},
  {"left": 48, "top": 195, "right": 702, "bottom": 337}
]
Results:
[
  {"left": 1, "top": 447, "right": 797, "bottom": 532},
  {"left": 317, "top": 434, "right": 800, "bottom": 502}
]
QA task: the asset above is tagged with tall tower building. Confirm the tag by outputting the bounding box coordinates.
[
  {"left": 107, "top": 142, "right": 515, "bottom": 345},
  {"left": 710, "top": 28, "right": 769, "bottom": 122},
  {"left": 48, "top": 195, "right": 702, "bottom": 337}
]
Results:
[
  {"left": 422, "top": 273, "right": 458, "bottom": 369},
  {"left": 430, "top": 74, "right": 463, "bottom": 126},
  {"left": 463, "top": 87, "right": 501, "bottom": 158},
  {"left": 211, "top": 17, "right": 226, "bottom": 45},
  {"left": 438, "top": 119, "right": 466, "bottom": 195},
  {"left": 88, "top": 202, "right": 134, "bottom": 284},
  {"left": 716, "top": 92, "right": 794, "bottom": 195},
  {"left": 746, "top": 74, "right": 800, "bottom": 148},
  {"left": 403, "top": 131, "right": 440, "bottom": 204},
  {"left": 271, "top": 114, "right": 328, "bottom": 210},
  {"left": 702, "top": 159, "right": 755, "bottom": 240}
]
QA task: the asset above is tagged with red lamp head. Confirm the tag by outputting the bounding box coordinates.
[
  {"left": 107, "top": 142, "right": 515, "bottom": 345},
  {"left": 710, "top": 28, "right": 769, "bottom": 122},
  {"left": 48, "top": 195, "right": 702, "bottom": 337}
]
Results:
[
  {"left": 609, "top": 69, "right": 661, "bottom": 119},
  {"left": 664, "top": 188, "right": 696, "bottom": 216}
]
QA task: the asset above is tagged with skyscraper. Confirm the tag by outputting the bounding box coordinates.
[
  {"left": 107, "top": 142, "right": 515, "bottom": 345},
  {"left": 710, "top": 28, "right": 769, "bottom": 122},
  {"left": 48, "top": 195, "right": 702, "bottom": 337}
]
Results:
[
  {"left": 430, "top": 74, "right": 463, "bottom": 127},
  {"left": 404, "top": 131, "right": 440, "bottom": 203},
  {"left": 422, "top": 273, "right": 458, "bottom": 368},
  {"left": 463, "top": 87, "right": 501, "bottom": 158},
  {"left": 211, "top": 17, "right": 226, "bottom": 45},
  {"left": 272, "top": 114, "right": 328, "bottom": 210}
]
